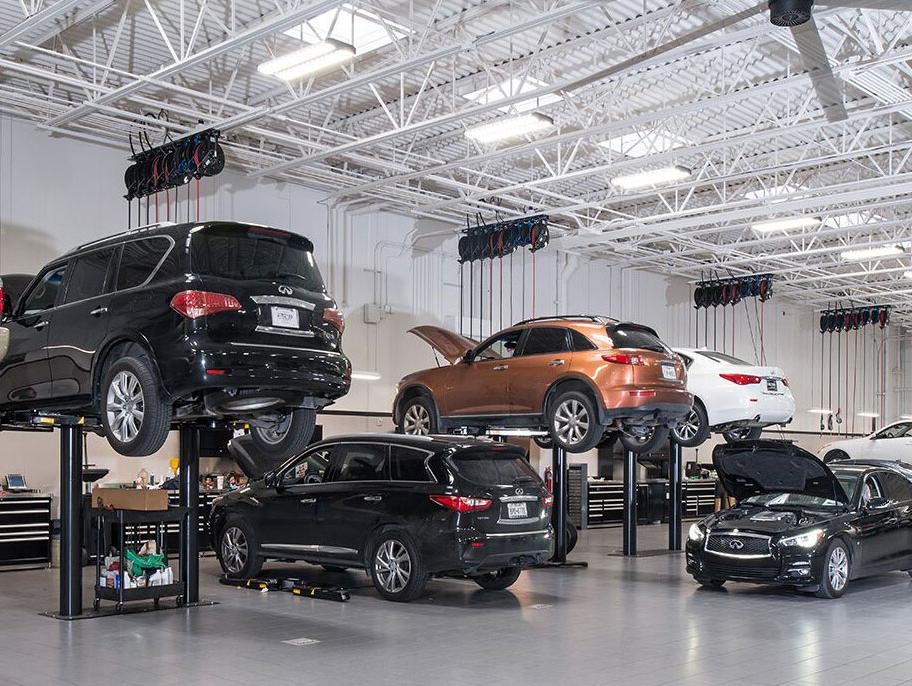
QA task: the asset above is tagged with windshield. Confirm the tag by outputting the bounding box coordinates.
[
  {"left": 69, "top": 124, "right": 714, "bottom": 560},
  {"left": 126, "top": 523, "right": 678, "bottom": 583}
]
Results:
[
  {"left": 191, "top": 225, "right": 325, "bottom": 292},
  {"left": 696, "top": 350, "right": 750, "bottom": 365},
  {"left": 742, "top": 492, "right": 844, "bottom": 509},
  {"left": 450, "top": 451, "right": 539, "bottom": 486},
  {"left": 835, "top": 473, "right": 860, "bottom": 501}
]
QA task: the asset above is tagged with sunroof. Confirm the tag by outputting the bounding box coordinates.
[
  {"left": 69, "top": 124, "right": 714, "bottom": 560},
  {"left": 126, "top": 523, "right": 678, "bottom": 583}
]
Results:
[
  {"left": 283, "top": 4, "right": 408, "bottom": 55},
  {"left": 462, "top": 77, "right": 562, "bottom": 113}
]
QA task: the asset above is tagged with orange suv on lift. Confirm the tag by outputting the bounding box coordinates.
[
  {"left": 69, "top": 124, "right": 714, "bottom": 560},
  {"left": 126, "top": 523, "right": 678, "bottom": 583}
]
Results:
[{"left": 393, "top": 316, "right": 692, "bottom": 453}]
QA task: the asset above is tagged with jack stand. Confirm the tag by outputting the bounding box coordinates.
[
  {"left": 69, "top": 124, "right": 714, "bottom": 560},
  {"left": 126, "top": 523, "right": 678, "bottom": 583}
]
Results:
[{"left": 537, "top": 445, "right": 587, "bottom": 569}]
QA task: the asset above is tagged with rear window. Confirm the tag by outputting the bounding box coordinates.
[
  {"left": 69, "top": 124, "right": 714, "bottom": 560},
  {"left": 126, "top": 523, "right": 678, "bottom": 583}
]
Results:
[
  {"left": 191, "top": 225, "right": 324, "bottom": 292},
  {"left": 696, "top": 350, "right": 750, "bottom": 365},
  {"left": 606, "top": 325, "right": 668, "bottom": 353},
  {"left": 450, "top": 450, "right": 539, "bottom": 486}
]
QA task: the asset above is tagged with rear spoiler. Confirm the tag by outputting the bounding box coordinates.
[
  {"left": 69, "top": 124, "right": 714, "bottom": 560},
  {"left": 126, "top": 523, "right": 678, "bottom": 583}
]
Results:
[{"left": 613, "top": 321, "right": 661, "bottom": 338}]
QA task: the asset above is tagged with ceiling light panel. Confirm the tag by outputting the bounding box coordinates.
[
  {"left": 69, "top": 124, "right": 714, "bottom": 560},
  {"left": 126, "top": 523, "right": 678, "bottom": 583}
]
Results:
[
  {"left": 840, "top": 245, "right": 904, "bottom": 261},
  {"left": 752, "top": 216, "right": 820, "bottom": 233},
  {"left": 465, "top": 113, "right": 554, "bottom": 144},
  {"left": 611, "top": 165, "right": 691, "bottom": 191}
]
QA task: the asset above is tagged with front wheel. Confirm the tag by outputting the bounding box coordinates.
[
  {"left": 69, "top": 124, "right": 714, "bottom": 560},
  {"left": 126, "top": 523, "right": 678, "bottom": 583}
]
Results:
[
  {"left": 816, "top": 539, "right": 850, "bottom": 599},
  {"left": 101, "top": 356, "right": 171, "bottom": 457},
  {"left": 218, "top": 519, "right": 263, "bottom": 579},
  {"left": 249, "top": 408, "right": 316, "bottom": 459},
  {"left": 722, "top": 426, "right": 762, "bottom": 443},
  {"left": 548, "top": 390, "right": 603, "bottom": 453},
  {"left": 619, "top": 425, "right": 670, "bottom": 454},
  {"left": 369, "top": 530, "right": 427, "bottom": 602},
  {"left": 398, "top": 396, "right": 438, "bottom": 436},
  {"left": 473, "top": 567, "right": 521, "bottom": 591},
  {"left": 671, "top": 403, "right": 710, "bottom": 447}
]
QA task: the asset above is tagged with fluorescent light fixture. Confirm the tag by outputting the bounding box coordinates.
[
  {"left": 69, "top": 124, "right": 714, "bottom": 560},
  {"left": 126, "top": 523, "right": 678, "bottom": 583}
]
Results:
[
  {"left": 598, "top": 130, "right": 693, "bottom": 158},
  {"left": 283, "top": 4, "right": 408, "bottom": 55},
  {"left": 611, "top": 165, "right": 691, "bottom": 191},
  {"left": 807, "top": 408, "right": 831, "bottom": 415},
  {"left": 463, "top": 77, "right": 562, "bottom": 113},
  {"left": 351, "top": 371, "right": 381, "bottom": 381},
  {"left": 752, "top": 216, "right": 820, "bottom": 233},
  {"left": 258, "top": 39, "right": 355, "bottom": 81},
  {"left": 857, "top": 411, "right": 881, "bottom": 418},
  {"left": 465, "top": 112, "right": 554, "bottom": 144},
  {"left": 840, "top": 245, "right": 904, "bottom": 261}
]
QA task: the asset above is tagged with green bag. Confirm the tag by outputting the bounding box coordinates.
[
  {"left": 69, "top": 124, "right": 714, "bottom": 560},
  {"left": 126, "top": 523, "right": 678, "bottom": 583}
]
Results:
[{"left": 125, "top": 549, "right": 166, "bottom": 574}]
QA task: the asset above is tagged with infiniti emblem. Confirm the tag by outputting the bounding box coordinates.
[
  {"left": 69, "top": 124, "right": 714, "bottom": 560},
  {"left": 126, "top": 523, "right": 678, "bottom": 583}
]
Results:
[
  {"left": 728, "top": 539, "right": 744, "bottom": 550},
  {"left": 278, "top": 285, "right": 293, "bottom": 295},
  {"left": 515, "top": 487, "right": 524, "bottom": 496}
]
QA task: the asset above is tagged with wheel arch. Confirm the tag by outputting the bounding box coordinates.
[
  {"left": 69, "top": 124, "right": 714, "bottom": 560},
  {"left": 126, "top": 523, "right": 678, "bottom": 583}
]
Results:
[
  {"left": 361, "top": 521, "right": 412, "bottom": 567},
  {"left": 92, "top": 333, "right": 167, "bottom": 411},
  {"left": 393, "top": 384, "right": 440, "bottom": 426},
  {"left": 543, "top": 375, "right": 604, "bottom": 422}
]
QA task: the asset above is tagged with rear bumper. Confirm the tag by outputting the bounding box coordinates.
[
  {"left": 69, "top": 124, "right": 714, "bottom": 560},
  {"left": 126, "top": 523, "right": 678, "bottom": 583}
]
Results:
[
  {"left": 707, "top": 390, "right": 796, "bottom": 428},
  {"left": 427, "top": 527, "right": 553, "bottom": 574},
  {"left": 599, "top": 391, "right": 693, "bottom": 428}
]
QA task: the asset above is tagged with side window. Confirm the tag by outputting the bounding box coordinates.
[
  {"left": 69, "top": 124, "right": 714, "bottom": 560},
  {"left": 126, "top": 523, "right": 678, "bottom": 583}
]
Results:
[
  {"left": 874, "top": 423, "right": 912, "bottom": 440},
  {"left": 116, "top": 237, "right": 171, "bottom": 290},
  {"left": 861, "top": 475, "right": 883, "bottom": 505},
  {"left": 334, "top": 444, "right": 387, "bottom": 482},
  {"left": 569, "top": 329, "right": 596, "bottom": 352},
  {"left": 281, "top": 448, "right": 332, "bottom": 486},
  {"left": 389, "top": 446, "right": 432, "bottom": 482},
  {"left": 520, "top": 327, "right": 569, "bottom": 356},
  {"left": 20, "top": 265, "right": 67, "bottom": 316},
  {"left": 879, "top": 472, "right": 912, "bottom": 502},
  {"left": 64, "top": 248, "right": 115, "bottom": 304},
  {"left": 474, "top": 330, "right": 523, "bottom": 361},
  {"left": 677, "top": 353, "right": 694, "bottom": 369}
]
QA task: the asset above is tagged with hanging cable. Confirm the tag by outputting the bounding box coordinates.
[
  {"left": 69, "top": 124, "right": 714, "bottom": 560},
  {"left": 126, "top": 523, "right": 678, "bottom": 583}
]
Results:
[
  {"left": 510, "top": 250, "right": 514, "bottom": 325},
  {"left": 531, "top": 248, "right": 536, "bottom": 318}
]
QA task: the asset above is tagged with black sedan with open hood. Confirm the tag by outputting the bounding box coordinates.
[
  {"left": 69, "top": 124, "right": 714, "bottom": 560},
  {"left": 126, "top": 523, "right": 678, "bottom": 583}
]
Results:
[{"left": 686, "top": 440, "right": 912, "bottom": 598}]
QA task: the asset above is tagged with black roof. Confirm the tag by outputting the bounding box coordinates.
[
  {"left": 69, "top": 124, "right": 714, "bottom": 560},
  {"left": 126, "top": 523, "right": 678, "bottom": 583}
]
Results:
[
  {"left": 829, "top": 459, "right": 912, "bottom": 477},
  {"left": 309, "top": 432, "right": 525, "bottom": 454}
]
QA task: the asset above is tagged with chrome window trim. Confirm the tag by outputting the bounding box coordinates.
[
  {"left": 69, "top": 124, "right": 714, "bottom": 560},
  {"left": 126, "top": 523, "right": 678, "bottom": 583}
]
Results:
[{"left": 251, "top": 295, "right": 317, "bottom": 310}]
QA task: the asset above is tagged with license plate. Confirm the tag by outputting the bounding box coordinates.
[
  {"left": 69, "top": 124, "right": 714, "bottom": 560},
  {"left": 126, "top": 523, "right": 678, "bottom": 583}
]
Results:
[
  {"left": 507, "top": 502, "right": 528, "bottom": 519},
  {"left": 662, "top": 364, "right": 677, "bottom": 380},
  {"left": 766, "top": 378, "right": 778, "bottom": 392},
  {"left": 271, "top": 306, "right": 299, "bottom": 328}
]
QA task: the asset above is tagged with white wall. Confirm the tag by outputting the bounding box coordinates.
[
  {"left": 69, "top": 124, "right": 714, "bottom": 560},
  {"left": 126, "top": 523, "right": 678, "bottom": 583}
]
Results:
[{"left": 1, "top": 114, "right": 908, "bottom": 508}]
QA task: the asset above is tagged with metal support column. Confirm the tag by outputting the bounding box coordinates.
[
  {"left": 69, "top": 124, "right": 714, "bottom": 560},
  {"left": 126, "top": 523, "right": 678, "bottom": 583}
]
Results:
[
  {"left": 551, "top": 445, "right": 568, "bottom": 563},
  {"left": 622, "top": 448, "right": 637, "bottom": 556},
  {"left": 179, "top": 424, "right": 200, "bottom": 605},
  {"left": 668, "top": 438, "right": 683, "bottom": 551},
  {"left": 59, "top": 423, "right": 83, "bottom": 617}
]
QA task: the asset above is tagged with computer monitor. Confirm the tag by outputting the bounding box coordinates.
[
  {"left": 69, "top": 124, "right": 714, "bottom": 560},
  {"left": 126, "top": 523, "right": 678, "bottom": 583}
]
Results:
[{"left": 5, "top": 473, "right": 27, "bottom": 490}]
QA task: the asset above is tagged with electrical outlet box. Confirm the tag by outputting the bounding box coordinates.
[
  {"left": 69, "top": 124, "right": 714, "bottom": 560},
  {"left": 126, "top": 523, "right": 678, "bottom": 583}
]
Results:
[{"left": 363, "top": 303, "right": 386, "bottom": 324}]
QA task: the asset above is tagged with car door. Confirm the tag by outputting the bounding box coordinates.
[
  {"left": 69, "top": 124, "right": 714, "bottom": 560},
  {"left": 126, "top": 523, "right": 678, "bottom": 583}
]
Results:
[
  {"left": 46, "top": 246, "right": 117, "bottom": 399},
  {"left": 865, "top": 423, "right": 912, "bottom": 460},
  {"left": 316, "top": 442, "right": 389, "bottom": 560},
  {"left": 507, "top": 326, "right": 573, "bottom": 415},
  {"left": 876, "top": 471, "right": 912, "bottom": 568},
  {"left": 440, "top": 329, "right": 524, "bottom": 418},
  {"left": 854, "top": 473, "right": 896, "bottom": 570},
  {"left": 0, "top": 264, "right": 67, "bottom": 406},
  {"left": 256, "top": 445, "right": 334, "bottom": 555}
]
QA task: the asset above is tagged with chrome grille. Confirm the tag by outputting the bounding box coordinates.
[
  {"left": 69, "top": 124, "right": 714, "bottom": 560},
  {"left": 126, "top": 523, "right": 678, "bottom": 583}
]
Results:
[{"left": 706, "top": 533, "right": 771, "bottom": 558}]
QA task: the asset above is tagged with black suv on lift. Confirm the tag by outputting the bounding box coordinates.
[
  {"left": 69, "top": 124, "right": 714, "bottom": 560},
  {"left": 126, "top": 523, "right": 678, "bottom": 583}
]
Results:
[{"left": 0, "top": 221, "right": 351, "bottom": 457}]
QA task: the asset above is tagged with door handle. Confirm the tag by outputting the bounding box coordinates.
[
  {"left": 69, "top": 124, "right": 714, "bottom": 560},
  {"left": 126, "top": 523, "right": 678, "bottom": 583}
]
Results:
[
  {"left": 362, "top": 495, "right": 383, "bottom": 502},
  {"left": 299, "top": 498, "right": 316, "bottom": 504},
  {"left": 34, "top": 320, "right": 49, "bottom": 330},
  {"left": 493, "top": 364, "right": 509, "bottom": 371},
  {"left": 90, "top": 307, "right": 108, "bottom": 316},
  {"left": 548, "top": 359, "right": 566, "bottom": 367}
]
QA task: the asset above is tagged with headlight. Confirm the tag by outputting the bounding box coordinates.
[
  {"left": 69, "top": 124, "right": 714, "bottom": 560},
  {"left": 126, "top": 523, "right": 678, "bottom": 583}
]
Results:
[
  {"left": 688, "top": 523, "right": 706, "bottom": 542},
  {"left": 779, "top": 529, "right": 825, "bottom": 549}
]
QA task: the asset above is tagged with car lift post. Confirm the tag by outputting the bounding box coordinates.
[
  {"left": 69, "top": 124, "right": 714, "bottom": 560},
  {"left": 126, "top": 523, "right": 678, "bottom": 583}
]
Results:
[
  {"left": 59, "top": 419, "right": 84, "bottom": 618},
  {"left": 551, "top": 445, "right": 569, "bottom": 562},
  {"left": 668, "top": 438, "right": 683, "bottom": 551},
  {"left": 622, "top": 447, "right": 637, "bottom": 556},
  {"left": 179, "top": 424, "right": 200, "bottom": 605}
]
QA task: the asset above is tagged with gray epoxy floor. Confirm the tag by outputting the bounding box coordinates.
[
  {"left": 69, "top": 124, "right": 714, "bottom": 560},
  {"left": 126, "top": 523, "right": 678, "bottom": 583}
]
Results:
[{"left": 2, "top": 525, "right": 912, "bottom": 686}]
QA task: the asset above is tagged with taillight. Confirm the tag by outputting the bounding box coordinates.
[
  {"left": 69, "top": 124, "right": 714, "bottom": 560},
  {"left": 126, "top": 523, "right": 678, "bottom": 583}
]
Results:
[
  {"left": 542, "top": 494, "right": 554, "bottom": 508},
  {"left": 719, "top": 373, "right": 762, "bottom": 385},
  {"left": 429, "top": 495, "right": 492, "bottom": 512},
  {"left": 170, "top": 290, "right": 242, "bottom": 319},
  {"left": 602, "top": 353, "right": 644, "bottom": 366},
  {"left": 781, "top": 378, "right": 790, "bottom": 387},
  {"left": 323, "top": 307, "right": 345, "bottom": 334}
]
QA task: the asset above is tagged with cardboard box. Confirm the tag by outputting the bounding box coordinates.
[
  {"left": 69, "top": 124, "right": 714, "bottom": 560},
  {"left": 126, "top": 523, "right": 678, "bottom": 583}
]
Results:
[{"left": 92, "top": 487, "right": 168, "bottom": 511}]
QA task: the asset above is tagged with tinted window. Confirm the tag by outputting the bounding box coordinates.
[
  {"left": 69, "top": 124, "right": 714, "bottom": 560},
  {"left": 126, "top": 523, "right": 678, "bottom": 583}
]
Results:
[
  {"left": 874, "top": 423, "right": 912, "bottom": 440},
  {"left": 21, "top": 265, "right": 67, "bottom": 316},
  {"left": 570, "top": 329, "right": 596, "bottom": 352},
  {"left": 389, "top": 446, "right": 432, "bottom": 482},
  {"left": 450, "top": 450, "right": 540, "bottom": 486},
  {"left": 64, "top": 248, "right": 114, "bottom": 304},
  {"left": 695, "top": 350, "right": 750, "bottom": 365},
  {"left": 835, "top": 473, "right": 860, "bottom": 501},
  {"left": 474, "top": 330, "right": 523, "bottom": 361},
  {"left": 281, "top": 448, "right": 332, "bottom": 486},
  {"left": 521, "top": 327, "right": 569, "bottom": 356},
  {"left": 335, "top": 444, "right": 387, "bottom": 482},
  {"left": 677, "top": 352, "right": 694, "bottom": 369},
  {"left": 117, "top": 238, "right": 171, "bottom": 290},
  {"left": 861, "top": 475, "right": 883, "bottom": 505},
  {"left": 191, "top": 225, "right": 324, "bottom": 292},
  {"left": 879, "top": 472, "right": 912, "bottom": 502},
  {"left": 606, "top": 325, "right": 668, "bottom": 353}
]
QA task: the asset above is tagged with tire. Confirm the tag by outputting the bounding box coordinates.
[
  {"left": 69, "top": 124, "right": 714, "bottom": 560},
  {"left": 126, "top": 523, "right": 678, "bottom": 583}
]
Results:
[
  {"left": 101, "top": 356, "right": 171, "bottom": 457},
  {"left": 671, "top": 402, "right": 710, "bottom": 448},
  {"left": 619, "top": 425, "right": 670, "bottom": 454},
  {"left": 695, "top": 577, "right": 726, "bottom": 589},
  {"left": 398, "top": 396, "right": 438, "bottom": 436},
  {"left": 218, "top": 518, "right": 263, "bottom": 579},
  {"left": 473, "top": 567, "right": 522, "bottom": 591},
  {"left": 533, "top": 435, "right": 553, "bottom": 449},
  {"left": 816, "top": 539, "right": 850, "bottom": 599},
  {"left": 565, "top": 520, "right": 578, "bottom": 554},
  {"left": 249, "top": 408, "right": 316, "bottom": 459},
  {"left": 548, "top": 390, "right": 603, "bottom": 453},
  {"left": 722, "top": 426, "right": 762, "bottom": 443},
  {"left": 823, "top": 449, "right": 849, "bottom": 464},
  {"left": 368, "top": 529, "right": 428, "bottom": 602}
]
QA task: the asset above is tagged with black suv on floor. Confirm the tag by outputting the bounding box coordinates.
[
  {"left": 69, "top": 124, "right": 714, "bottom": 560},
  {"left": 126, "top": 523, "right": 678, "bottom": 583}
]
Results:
[
  {"left": 0, "top": 221, "right": 350, "bottom": 457},
  {"left": 210, "top": 434, "right": 553, "bottom": 601}
]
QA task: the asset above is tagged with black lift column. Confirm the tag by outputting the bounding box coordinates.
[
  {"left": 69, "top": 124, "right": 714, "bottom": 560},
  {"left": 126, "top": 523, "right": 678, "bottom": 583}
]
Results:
[
  {"left": 59, "top": 421, "right": 84, "bottom": 617},
  {"left": 668, "top": 438, "right": 683, "bottom": 551},
  {"left": 179, "top": 424, "right": 200, "bottom": 605},
  {"left": 622, "top": 448, "right": 637, "bottom": 556}
]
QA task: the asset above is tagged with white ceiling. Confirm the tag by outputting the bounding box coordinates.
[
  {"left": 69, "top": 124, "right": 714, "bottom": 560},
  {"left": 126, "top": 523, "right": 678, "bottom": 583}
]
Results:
[{"left": 2, "top": 1, "right": 912, "bottom": 320}]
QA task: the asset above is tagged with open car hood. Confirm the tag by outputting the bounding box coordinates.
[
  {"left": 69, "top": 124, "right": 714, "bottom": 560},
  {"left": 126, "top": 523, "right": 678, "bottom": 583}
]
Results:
[
  {"left": 409, "top": 325, "right": 478, "bottom": 365},
  {"left": 713, "top": 440, "right": 850, "bottom": 505}
]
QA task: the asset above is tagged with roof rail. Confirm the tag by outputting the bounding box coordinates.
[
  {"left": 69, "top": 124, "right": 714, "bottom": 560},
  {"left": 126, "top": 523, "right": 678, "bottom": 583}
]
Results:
[
  {"left": 69, "top": 221, "right": 180, "bottom": 254},
  {"left": 515, "top": 314, "right": 612, "bottom": 326}
]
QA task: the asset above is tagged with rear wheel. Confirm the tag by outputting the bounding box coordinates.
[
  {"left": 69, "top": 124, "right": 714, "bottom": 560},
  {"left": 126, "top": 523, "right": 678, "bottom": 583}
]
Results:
[
  {"left": 249, "top": 408, "right": 316, "bottom": 459},
  {"left": 398, "top": 396, "right": 437, "bottom": 436},
  {"left": 722, "top": 426, "right": 762, "bottom": 443},
  {"left": 101, "top": 356, "right": 171, "bottom": 457},
  {"left": 816, "top": 539, "right": 850, "bottom": 599},
  {"left": 619, "top": 425, "right": 670, "bottom": 454},
  {"left": 671, "top": 403, "right": 710, "bottom": 447},
  {"left": 823, "top": 449, "right": 849, "bottom": 463},
  {"left": 548, "top": 390, "right": 603, "bottom": 453},
  {"left": 218, "top": 518, "right": 262, "bottom": 579},
  {"left": 369, "top": 530, "right": 427, "bottom": 602},
  {"left": 473, "top": 567, "right": 521, "bottom": 591}
]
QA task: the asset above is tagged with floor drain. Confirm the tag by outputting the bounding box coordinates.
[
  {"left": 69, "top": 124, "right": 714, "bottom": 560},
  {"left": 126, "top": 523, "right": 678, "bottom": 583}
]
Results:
[{"left": 283, "top": 637, "right": 321, "bottom": 646}]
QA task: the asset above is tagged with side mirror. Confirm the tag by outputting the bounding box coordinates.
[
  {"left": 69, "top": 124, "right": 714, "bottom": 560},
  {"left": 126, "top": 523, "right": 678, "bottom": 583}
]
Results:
[
  {"left": 263, "top": 471, "right": 278, "bottom": 488},
  {"left": 462, "top": 351, "right": 474, "bottom": 364},
  {"left": 866, "top": 497, "right": 891, "bottom": 511}
]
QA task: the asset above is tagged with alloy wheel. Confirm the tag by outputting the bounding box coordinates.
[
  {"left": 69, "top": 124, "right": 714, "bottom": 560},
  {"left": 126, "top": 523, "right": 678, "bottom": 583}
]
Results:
[
  {"left": 553, "top": 399, "right": 590, "bottom": 446},
  {"left": 106, "top": 370, "right": 145, "bottom": 443},
  {"left": 403, "top": 404, "right": 430, "bottom": 435},
  {"left": 254, "top": 413, "right": 292, "bottom": 445},
  {"left": 375, "top": 540, "right": 412, "bottom": 593},
  {"left": 674, "top": 409, "right": 700, "bottom": 441},
  {"left": 221, "top": 526, "right": 248, "bottom": 574},
  {"left": 828, "top": 546, "right": 848, "bottom": 592}
]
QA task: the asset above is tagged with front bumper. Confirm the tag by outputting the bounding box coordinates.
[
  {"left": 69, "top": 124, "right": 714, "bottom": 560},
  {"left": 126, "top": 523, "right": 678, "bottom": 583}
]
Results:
[
  {"left": 427, "top": 527, "right": 553, "bottom": 574},
  {"left": 685, "top": 540, "right": 825, "bottom": 587}
]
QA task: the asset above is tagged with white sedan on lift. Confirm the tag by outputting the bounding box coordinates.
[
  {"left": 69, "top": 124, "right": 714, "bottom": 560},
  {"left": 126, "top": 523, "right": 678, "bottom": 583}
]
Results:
[
  {"left": 818, "top": 421, "right": 912, "bottom": 462},
  {"left": 670, "top": 349, "right": 795, "bottom": 447}
]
